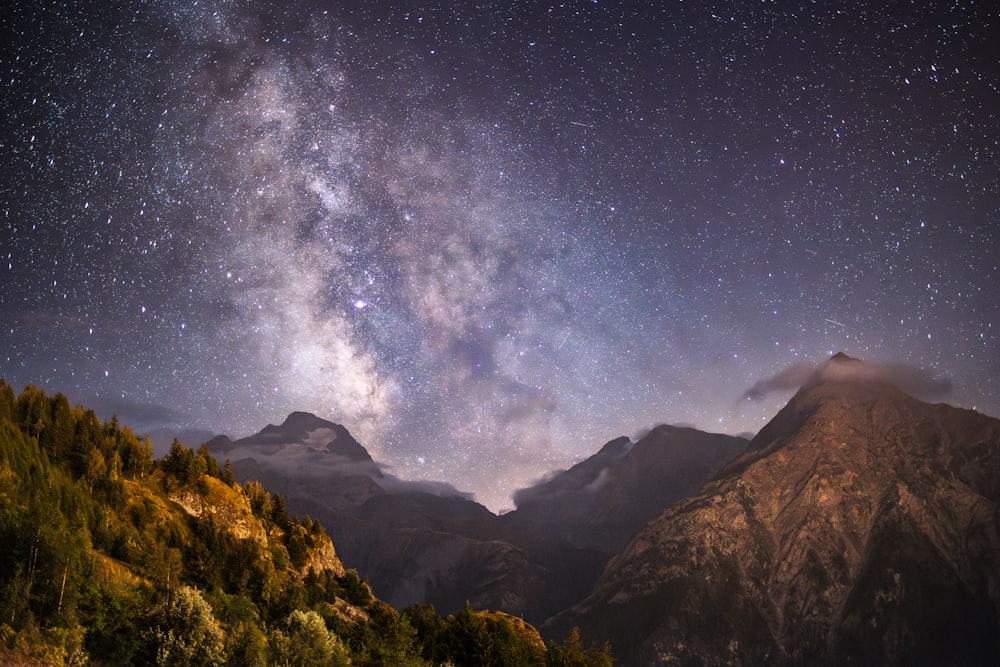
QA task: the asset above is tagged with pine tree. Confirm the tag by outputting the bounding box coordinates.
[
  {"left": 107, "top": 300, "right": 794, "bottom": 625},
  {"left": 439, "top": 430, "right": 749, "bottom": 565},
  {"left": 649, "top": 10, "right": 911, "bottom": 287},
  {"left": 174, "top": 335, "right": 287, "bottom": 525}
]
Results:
[
  {"left": 47, "top": 393, "right": 74, "bottom": 459},
  {"left": 270, "top": 493, "right": 290, "bottom": 532},
  {"left": 0, "top": 379, "right": 15, "bottom": 422},
  {"left": 221, "top": 459, "right": 234, "bottom": 486}
]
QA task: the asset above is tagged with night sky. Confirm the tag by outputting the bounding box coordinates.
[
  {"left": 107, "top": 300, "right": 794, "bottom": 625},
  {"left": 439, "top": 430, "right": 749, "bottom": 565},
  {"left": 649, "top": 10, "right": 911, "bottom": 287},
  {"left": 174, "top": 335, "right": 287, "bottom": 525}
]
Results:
[{"left": 3, "top": 1, "right": 999, "bottom": 511}]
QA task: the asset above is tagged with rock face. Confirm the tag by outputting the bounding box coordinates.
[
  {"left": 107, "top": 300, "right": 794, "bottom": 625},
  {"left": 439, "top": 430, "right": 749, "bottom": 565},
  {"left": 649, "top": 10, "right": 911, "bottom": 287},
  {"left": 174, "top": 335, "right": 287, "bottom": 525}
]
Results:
[
  {"left": 505, "top": 427, "right": 748, "bottom": 554},
  {"left": 313, "top": 490, "right": 608, "bottom": 624},
  {"left": 551, "top": 354, "right": 1000, "bottom": 665},
  {"left": 168, "top": 476, "right": 268, "bottom": 543},
  {"left": 164, "top": 471, "right": 346, "bottom": 579}
]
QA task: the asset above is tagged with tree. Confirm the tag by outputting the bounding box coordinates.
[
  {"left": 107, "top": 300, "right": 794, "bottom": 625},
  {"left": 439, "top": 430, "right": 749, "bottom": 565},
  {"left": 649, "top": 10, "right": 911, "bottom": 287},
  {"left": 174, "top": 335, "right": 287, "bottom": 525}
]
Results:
[
  {"left": 46, "top": 393, "right": 74, "bottom": 459},
  {"left": 337, "top": 570, "right": 371, "bottom": 607},
  {"left": 16, "top": 385, "right": 50, "bottom": 445},
  {"left": 0, "top": 379, "right": 15, "bottom": 422},
  {"left": 196, "top": 444, "right": 220, "bottom": 479},
  {"left": 271, "top": 609, "right": 351, "bottom": 667},
  {"left": 286, "top": 525, "right": 310, "bottom": 570},
  {"left": 146, "top": 586, "right": 226, "bottom": 667},
  {"left": 243, "top": 481, "right": 270, "bottom": 521},
  {"left": 71, "top": 409, "right": 104, "bottom": 479},
  {"left": 404, "top": 603, "right": 447, "bottom": 663},
  {"left": 439, "top": 606, "right": 549, "bottom": 667},
  {"left": 270, "top": 493, "right": 290, "bottom": 532},
  {"left": 546, "top": 627, "right": 614, "bottom": 667},
  {"left": 221, "top": 459, "right": 234, "bottom": 486},
  {"left": 225, "top": 620, "right": 268, "bottom": 667},
  {"left": 116, "top": 427, "right": 153, "bottom": 478},
  {"left": 369, "top": 611, "right": 422, "bottom": 666},
  {"left": 163, "top": 439, "right": 197, "bottom": 484},
  {"left": 441, "top": 605, "right": 488, "bottom": 666}
]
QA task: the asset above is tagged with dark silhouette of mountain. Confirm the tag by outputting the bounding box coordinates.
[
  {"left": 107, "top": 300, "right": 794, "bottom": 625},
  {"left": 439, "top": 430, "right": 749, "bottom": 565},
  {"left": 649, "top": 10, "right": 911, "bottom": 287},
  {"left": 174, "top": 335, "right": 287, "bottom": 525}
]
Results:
[
  {"left": 549, "top": 354, "right": 1000, "bottom": 665},
  {"left": 505, "top": 427, "right": 748, "bottom": 554},
  {"left": 322, "top": 492, "right": 608, "bottom": 622}
]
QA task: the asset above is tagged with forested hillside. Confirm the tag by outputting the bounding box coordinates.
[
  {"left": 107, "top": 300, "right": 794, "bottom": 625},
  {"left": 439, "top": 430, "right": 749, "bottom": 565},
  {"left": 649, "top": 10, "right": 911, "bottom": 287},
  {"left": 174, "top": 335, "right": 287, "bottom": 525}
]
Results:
[{"left": 0, "top": 380, "right": 611, "bottom": 666}]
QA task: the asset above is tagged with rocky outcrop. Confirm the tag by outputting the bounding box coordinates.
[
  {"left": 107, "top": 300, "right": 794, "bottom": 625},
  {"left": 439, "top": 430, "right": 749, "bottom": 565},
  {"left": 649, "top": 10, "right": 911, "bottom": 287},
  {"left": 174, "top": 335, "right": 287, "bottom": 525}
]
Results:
[
  {"left": 168, "top": 474, "right": 347, "bottom": 579},
  {"left": 168, "top": 476, "right": 268, "bottom": 543},
  {"left": 551, "top": 354, "right": 1000, "bottom": 665},
  {"left": 299, "top": 530, "right": 345, "bottom": 578}
]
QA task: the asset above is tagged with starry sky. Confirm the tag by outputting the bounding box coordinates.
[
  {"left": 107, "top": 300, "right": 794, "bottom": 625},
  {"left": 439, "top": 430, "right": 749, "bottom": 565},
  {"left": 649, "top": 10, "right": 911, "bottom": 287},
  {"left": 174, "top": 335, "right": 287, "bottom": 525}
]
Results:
[{"left": 3, "top": 1, "right": 999, "bottom": 511}]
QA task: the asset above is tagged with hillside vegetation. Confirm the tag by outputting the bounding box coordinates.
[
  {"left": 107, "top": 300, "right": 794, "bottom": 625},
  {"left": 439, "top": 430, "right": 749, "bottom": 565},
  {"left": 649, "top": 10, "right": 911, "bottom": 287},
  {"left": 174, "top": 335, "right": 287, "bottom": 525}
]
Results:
[{"left": 0, "top": 380, "right": 611, "bottom": 666}]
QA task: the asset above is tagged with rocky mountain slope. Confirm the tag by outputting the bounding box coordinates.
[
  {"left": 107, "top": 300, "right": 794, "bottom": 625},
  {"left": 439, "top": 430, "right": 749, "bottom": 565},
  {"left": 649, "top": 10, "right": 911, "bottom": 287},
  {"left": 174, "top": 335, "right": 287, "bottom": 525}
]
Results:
[{"left": 550, "top": 354, "right": 1000, "bottom": 665}]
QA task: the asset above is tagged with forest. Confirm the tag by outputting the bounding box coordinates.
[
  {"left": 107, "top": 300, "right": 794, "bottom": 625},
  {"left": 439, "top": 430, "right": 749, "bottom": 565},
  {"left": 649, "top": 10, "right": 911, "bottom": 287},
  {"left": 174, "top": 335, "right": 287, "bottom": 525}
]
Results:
[{"left": 0, "top": 379, "right": 612, "bottom": 666}]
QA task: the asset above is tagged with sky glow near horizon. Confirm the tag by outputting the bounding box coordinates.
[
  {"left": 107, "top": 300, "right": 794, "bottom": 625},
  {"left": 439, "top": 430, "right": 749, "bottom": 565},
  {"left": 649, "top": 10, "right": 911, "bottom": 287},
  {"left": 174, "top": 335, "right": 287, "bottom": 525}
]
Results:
[{"left": 2, "top": 1, "right": 999, "bottom": 510}]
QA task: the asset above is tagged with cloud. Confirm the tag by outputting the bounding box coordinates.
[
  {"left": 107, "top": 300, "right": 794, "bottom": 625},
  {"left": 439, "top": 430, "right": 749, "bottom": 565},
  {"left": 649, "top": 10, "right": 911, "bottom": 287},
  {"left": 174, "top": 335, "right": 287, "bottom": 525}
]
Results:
[
  {"left": 377, "top": 472, "right": 476, "bottom": 500},
  {"left": 499, "top": 390, "right": 557, "bottom": 426},
  {"left": 740, "top": 362, "right": 817, "bottom": 401},
  {"left": 510, "top": 435, "right": 634, "bottom": 508},
  {"left": 510, "top": 471, "right": 569, "bottom": 507},
  {"left": 826, "top": 360, "right": 953, "bottom": 399},
  {"left": 15, "top": 311, "right": 87, "bottom": 333},
  {"left": 740, "top": 357, "right": 953, "bottom": 402}
]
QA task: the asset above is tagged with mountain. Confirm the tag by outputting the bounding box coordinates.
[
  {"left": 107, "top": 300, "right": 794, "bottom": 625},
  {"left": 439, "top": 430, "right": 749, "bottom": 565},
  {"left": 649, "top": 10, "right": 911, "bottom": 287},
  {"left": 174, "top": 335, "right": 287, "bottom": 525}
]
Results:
[
  {"left": 208, "top": 412, "right": 609, "bottom": 624},
  {"left": 210, "top": 412, "right": 384, "bottom": 515},
  {"left": 215, "top": 411, "right": 375, "bottom": 463},
  {"left": 550, "top": 354, "right": 1000, "bottom": 665},
  {"left": 211, "top": 410, "right": 748, "bottom": 628},
  {"left": 505, "top": 426, "right": 748, "bottom": 554}
]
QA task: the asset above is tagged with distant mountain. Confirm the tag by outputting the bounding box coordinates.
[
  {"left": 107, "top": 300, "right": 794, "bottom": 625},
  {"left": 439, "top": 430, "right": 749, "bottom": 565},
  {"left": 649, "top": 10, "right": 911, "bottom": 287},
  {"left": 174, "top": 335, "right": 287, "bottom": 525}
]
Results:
[
  {"left": 209, "top": 412, "right": 384, "bottom": 515},
  {"left": 550, "top": 354, "right": 1000, "bottom": 665},
  {"left": 215, "top": 411, "right": 375, "bottom": 463},
  {"left": 504, "top": 426, "right": 747, "bottom": 554}
]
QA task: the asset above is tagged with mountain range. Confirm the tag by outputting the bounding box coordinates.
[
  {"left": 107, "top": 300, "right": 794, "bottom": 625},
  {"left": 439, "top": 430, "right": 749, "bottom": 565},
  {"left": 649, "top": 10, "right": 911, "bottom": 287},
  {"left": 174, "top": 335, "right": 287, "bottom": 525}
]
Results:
[
  {"left": 205, "top": 411, "right": 746, "bottom": 627},
  {"left": 200, "top": 353, "right": 1000, "bottom": 665}
]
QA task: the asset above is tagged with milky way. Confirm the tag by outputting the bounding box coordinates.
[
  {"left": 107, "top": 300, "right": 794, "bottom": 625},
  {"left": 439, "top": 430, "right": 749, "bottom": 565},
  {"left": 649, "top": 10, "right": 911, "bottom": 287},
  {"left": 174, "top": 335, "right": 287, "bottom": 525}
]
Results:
[{"left": 3, "top": 2, "right": 999, "bottom": 510}]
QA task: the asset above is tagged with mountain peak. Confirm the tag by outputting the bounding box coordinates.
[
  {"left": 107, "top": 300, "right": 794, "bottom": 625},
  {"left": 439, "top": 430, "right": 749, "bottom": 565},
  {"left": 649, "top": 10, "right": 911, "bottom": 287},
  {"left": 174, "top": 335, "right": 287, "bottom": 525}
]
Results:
[
  {"left": 221, "top": 411, "right": 375, "bottom": 463},
  {"left": 800, "top": 353, "right": 906, "bottom": 398},
  {"left": 280, "top": 411, "right": 335, "bottom": 430},
  {"left": 819, "top": 351, "right": 868, "bottom": 378}
]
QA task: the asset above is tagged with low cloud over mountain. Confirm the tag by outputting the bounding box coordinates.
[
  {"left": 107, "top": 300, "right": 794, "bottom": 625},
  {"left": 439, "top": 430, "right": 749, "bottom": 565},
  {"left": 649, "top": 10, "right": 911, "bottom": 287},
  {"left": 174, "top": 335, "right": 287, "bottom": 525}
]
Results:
[{"left": 740, "top": 356, "right": 952, "bottom": 402}]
